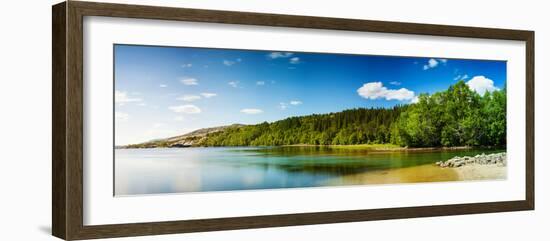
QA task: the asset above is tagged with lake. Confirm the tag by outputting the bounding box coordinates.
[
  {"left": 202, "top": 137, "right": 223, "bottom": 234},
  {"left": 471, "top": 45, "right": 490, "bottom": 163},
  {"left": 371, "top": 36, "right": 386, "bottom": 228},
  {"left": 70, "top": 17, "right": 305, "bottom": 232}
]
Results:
[{"left": 115, "top": 146, "right": 504, "bottom": 195}]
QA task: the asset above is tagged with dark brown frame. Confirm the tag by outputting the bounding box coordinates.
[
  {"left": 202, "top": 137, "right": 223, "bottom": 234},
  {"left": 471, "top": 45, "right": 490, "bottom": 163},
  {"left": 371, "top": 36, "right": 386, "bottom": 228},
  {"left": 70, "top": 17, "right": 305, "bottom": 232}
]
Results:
[{"left": 52, "top": 1, "right": 535, "bottom": 240}]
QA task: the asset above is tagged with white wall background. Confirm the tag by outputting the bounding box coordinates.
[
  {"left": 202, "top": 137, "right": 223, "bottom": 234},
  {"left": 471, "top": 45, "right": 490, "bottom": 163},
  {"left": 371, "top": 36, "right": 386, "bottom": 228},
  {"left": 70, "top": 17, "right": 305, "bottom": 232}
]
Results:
[{"left": 0, "top": 0, "right": 547, "bottom": 240}]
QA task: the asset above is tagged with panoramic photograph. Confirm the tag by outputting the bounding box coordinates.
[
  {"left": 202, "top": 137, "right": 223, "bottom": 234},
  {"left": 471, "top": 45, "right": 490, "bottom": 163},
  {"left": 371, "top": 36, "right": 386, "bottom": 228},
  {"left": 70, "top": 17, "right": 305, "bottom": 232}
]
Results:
[{"left": 114, "top": 44, "right": 507, "bottom": 196}]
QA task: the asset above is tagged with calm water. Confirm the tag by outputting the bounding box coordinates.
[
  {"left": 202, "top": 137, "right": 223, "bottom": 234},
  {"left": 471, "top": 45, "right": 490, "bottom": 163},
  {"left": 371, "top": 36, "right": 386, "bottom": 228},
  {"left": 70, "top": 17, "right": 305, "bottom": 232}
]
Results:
[{"left": 115, "top": 146, "right": 503, "bottom": 195}]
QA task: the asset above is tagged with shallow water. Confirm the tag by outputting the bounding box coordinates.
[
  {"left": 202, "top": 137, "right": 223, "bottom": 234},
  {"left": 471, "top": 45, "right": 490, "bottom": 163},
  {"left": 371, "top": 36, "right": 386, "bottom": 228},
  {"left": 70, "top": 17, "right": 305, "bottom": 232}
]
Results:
[{"left": 114, "top": 146, "right": 504, "bottom": 195}]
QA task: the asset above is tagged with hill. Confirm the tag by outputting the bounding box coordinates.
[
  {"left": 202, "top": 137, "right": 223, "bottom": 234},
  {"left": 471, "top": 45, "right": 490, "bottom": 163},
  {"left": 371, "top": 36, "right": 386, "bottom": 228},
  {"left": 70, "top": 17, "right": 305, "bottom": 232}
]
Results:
[{"left": 122, "top": 124, "right": 245, "bottom": 148}]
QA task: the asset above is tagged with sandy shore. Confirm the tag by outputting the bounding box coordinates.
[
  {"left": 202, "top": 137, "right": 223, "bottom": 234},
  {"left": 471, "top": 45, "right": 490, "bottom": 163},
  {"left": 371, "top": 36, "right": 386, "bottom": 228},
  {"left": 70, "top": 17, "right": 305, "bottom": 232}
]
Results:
[
  {"left": 324, "top": 163, "right": 506, "bottom": 186},
  {"left": 453, "top": 163, "right": 506, "bottom": 180}
]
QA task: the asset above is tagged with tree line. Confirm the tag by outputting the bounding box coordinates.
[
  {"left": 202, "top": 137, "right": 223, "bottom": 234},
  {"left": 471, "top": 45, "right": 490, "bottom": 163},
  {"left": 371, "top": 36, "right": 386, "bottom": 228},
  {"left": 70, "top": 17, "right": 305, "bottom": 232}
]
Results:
[{"left": 200, "top": 80, "right": 506, "bottom": 148}]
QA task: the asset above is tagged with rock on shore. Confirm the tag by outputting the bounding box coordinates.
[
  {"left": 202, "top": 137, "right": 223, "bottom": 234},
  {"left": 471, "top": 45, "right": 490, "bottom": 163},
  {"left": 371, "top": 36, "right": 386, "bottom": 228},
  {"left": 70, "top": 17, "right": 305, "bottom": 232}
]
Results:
[{"left": 436, "top": 152, "right": 506, "bottom": 168}]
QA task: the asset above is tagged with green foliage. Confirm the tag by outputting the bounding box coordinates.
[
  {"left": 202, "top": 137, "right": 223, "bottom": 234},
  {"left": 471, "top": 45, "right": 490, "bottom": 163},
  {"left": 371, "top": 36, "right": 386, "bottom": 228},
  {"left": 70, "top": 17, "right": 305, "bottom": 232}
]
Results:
[
  {"left": 201, "top": 107, "right": 405, "bottom": 146},
  {"left": 199, "top": 81, "right": 506, "bottom": 148},
  {"left": 393, "top": 81, "right": 506, "bottom": 147}
]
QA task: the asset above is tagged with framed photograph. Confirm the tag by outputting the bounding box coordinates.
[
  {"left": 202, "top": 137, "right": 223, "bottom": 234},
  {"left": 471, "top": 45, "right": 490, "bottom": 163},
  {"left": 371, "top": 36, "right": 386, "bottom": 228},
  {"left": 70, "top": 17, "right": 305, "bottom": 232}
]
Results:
[{"left": 52, "top": 1, "right": 534, "bottom": 240}]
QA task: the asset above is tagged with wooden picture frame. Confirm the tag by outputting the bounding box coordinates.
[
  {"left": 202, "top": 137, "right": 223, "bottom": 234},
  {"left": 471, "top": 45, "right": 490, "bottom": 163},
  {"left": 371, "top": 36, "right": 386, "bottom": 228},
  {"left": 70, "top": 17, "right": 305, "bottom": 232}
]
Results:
[{"left": 52, "top": 1, "right": 534, "bottom": 240}]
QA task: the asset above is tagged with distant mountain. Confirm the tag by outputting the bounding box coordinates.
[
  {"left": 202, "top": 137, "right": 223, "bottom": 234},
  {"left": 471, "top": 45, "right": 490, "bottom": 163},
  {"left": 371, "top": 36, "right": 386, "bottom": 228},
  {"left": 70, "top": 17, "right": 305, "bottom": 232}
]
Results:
[{"left": 122, "top": 124, "right": 245, "bottom": 148}]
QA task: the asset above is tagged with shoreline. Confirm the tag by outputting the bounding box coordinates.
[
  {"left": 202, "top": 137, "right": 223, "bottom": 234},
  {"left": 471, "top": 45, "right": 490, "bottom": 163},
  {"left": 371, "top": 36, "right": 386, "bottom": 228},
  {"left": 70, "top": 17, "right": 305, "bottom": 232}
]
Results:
[
  {"left": 282, "top": 144, "right": 488, "bottom": 151},
  {"left": 324, "top": 163, "right": 506, "bottom": 186},
  {"left": 324, "top": 152, "right": 507, "bottom": 185},
  {"left": 119, "top": 143, "right": 504, "bottom": 151}
]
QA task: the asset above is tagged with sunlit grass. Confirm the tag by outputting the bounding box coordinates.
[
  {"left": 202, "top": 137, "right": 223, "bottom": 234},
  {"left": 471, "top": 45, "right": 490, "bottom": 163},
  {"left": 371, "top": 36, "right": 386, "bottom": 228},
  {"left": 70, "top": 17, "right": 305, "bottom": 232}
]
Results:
[
  {"left": 284, "top": 143, "right": 403, "bottom": 150},
  {"left": 327, "top": 143, "right": 402, "bottom": 150}
]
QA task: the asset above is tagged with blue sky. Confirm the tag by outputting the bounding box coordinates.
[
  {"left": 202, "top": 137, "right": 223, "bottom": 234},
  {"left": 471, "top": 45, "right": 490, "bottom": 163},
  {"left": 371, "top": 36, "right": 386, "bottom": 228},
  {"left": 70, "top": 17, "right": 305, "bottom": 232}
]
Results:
[{"left": 114, "top": 44, "right": 506, "bottom": 145}]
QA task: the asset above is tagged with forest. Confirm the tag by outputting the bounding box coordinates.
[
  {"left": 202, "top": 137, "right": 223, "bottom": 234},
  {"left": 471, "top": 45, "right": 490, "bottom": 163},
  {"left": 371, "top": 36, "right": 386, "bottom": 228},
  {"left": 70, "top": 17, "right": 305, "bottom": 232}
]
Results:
[{"left": 199, "top": 80, "right": 506, "bottom": 148}]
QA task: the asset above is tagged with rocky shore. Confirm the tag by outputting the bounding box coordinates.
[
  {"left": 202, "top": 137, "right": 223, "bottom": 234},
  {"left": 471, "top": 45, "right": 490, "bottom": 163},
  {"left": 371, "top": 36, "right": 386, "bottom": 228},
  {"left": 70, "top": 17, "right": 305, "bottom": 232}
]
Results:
[{"left": 436, "top": 152, "right": 506, "bottom": 168}]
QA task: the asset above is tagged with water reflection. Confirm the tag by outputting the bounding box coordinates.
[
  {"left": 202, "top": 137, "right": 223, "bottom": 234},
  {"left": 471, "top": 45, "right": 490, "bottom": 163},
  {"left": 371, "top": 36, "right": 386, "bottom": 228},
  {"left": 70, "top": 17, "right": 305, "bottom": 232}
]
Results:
[{"left": 115, "top": 146, "right": 503, "bottom": 195}]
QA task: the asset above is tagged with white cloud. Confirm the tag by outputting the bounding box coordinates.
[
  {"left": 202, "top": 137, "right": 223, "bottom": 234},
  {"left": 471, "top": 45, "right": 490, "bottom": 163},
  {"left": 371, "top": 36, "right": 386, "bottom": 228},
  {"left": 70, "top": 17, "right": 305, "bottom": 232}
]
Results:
[
  {"left": 181, "top": 63, "right": 192, "bottom": 68},
  {"left": 279, "top": 102, "right": 288, "bottom": 110},
  {"left": 357, "top": 82, "right": 415, "bottom": 101},
  {"left": 177, "top": 95, "right": 202, "bottom": 102},
  {"left": 423, "top": 58, "right": 447, "bottom": 70},
  {"left": 174, "top": 116, "right": 185, "bottom": 121},
  {"left": 268, "top": 52, "right": 293, "bottom": 59},
  {"left": 159, "top": 84, "right": 167, "bottom": 88},
  {"left": 240, "top": 108, "right": 263, "bottom": 114},
  {"left": 429, "top": 58, "right": 438, "bottom": 67},
  {"left": 223, "top": 60, "right": 235, "bottom": 66},
  {"left": 180, "top": 78, "right": 198, "bottom": 85},
  {"left": 411, "top": 96, "right": 419, "bottom": 104},
  {"left": 169, "top": 104, "right": 201, "bottom": 114},
  {"left": 256, "top": 81, "right": 265, "bottom": 86},
  {"left": 279, "top": 100, "right": 301, "bottom": 110},
  {"left": 223, "top": 58, "right": 242, "bottom": 66},
  {"left": 115, "top": 112, "right": 129, "bottom": 122},
  {"left": 228, "top": 81, "right": 239, "bottom": 88},
  {"left": 454, "top": 74, "right": 469, "bottom": 81},
  {"left": 424, "top": 58, "right": 438, "bottom": 70},
  {"left": 115, "top": 90, "right": 142, "bottom": 104},
  {"left": 289, "top": 57, "right": 300, "bottom": 64},
  {"left": 200, "top": 92, "right": 217, "bottom": 98},
  {"left": 389, "top": 81, "right": 401, "bottom": 86},
  {"left": 466, "top": 76, "right": 499, "bottom": 94}
]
